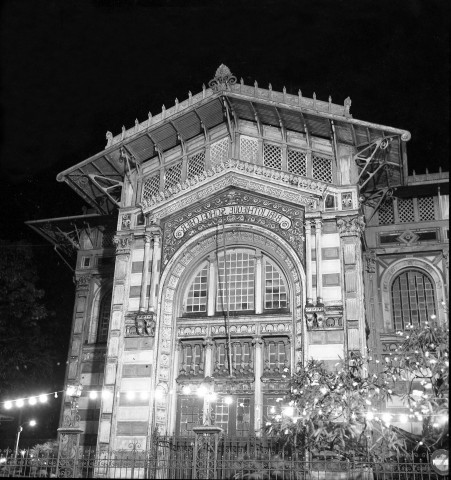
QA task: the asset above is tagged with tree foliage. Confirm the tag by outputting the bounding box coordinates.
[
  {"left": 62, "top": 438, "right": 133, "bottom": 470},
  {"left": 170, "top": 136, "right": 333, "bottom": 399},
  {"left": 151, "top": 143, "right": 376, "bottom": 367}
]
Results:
[
  {"left": 0, "top": 240, "right": 56, "bottom": 396},
  {"left": 265, "top": 322, "right": 449, "bottom": 461}
]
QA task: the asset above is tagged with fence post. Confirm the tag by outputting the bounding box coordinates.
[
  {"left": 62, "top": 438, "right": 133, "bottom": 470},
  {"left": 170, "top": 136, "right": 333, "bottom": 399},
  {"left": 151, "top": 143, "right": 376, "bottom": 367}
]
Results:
[{"left": 192, "top": 426, "right": 223, "bottom": 479}]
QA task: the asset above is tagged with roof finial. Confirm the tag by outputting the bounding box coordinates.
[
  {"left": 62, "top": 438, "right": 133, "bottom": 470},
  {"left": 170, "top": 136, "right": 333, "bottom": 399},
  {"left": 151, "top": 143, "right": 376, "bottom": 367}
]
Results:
[
  {"left": 344, "top": 97, "right": 352, "bottom": 117},
  {"left": 208, "top": 64, "right": 237, "bottom": 92}
]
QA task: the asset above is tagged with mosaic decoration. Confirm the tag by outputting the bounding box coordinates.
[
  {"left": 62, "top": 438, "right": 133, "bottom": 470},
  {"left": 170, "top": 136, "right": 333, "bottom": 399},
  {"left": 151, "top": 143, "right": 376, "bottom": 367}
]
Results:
[{"left": 161, "top": 189, "right": 305, "bottom": 266}]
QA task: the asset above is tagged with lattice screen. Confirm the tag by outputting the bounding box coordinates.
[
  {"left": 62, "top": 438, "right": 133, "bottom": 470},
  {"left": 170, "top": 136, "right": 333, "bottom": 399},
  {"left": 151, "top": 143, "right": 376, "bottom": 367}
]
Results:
[
  {"left": 418, "top": 196, "right": 435, "bottom": 221},
  {"left": 164, "top": 162, "right": 182, "bottom": 190},
  {"left": 312, "top": 154, "right": 333, "bottom": 183},
  {"left": 378, "top": 199, "right": 395, "bottom": 225},
  {"left": 263, "top": 143, "right": 282, "bottom": 170},
  {"left": 210, "top": 137, "right": 229, "bottom": 166},
  {"left": 101, "top": 229, "right": 115, "bottom": 248},
  {"left": 187, "top": 151, "right": 206, "bottom": 179},
  {"left": 240, "top": 135, "right": 258, "bottom": 163},
  {"left": 142, "top": 173, "right": 160, "bottom": 201},
  {"left": 287, "top": 148, "right": 307, "bottom": 176},
  {"left": 398, "top": 198, "right": 415, "bottom": 223}
]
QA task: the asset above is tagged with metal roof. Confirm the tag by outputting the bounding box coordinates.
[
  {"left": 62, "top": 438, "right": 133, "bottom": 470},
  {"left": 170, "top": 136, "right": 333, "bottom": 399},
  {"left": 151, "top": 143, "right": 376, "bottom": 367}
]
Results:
[{"left": 57, "top": 66, "right": 411, "bottom": 214}]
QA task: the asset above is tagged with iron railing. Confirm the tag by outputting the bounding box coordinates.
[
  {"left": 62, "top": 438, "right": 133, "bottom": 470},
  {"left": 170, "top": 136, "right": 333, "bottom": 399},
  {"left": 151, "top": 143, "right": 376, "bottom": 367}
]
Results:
[{"left": 0, "top": 436, "right": 446, "bottom": 479}]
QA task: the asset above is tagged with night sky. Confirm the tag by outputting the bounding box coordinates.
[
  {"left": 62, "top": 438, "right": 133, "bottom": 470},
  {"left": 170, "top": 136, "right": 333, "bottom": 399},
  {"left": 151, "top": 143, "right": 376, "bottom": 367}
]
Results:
[{"left": 0, "top": 0, "right": 449, "bottom": 443}]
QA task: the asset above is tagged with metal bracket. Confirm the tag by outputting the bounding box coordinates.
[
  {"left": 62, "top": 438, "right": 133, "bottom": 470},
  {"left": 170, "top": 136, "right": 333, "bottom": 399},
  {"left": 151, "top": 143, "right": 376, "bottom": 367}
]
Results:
[{"left": 88, "top": 174, "right": 123, "bottom": 207}]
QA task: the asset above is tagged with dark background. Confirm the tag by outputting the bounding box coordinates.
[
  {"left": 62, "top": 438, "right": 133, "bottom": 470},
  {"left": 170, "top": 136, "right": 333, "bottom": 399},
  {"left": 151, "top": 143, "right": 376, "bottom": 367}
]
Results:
[{"left": 0, "top": 0, "right": 449, "bottom": 446}]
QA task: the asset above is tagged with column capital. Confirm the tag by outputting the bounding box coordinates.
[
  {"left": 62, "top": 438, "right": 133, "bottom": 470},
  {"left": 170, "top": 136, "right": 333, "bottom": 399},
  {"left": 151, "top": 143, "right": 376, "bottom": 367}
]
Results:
[
  {"left": 252, "top": 336, "right": 263, "bottom": 346},
  {"left": 143, "top": 232, "right": 152, "bottom": 244},
  {"left": 113, "top": 233, "right": 134, "bottom": 255},
  {"left": 203, "top": 337, "right": 214, "bottom": 349},
  {"left": 337, "top": 215, "right": 365, "bottom": 237},
  {"left": 74, "top": 274, "right": 92, "bottom": 291},
  {"left": 365, "top": 249, "right": 377, "bottom": 273},
  {"left": 314, "top": 218, "right": 322, "bottom": 229},
  {"left": 304, "top": 220, "right": 313, "bottom": 231}
]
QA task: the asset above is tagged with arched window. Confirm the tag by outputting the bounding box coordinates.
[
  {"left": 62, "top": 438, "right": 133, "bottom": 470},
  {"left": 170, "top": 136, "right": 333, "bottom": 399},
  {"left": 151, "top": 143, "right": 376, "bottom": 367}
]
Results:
[
  {"left": 97, "top": 290, "right": 112, "bottom": 343},
  {"left": 183, "top": 249, "right": 289, "bottom": 315},
  {"left": 391, "top": 269, "right": 436, "bottom": 330}
]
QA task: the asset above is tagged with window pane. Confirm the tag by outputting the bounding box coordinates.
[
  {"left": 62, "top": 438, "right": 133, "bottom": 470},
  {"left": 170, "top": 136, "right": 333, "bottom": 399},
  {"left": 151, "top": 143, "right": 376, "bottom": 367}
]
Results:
[
  {"left": 217, "top": 251, "right": 255, "bottom": 312},
  {"left": 186, "top": 265, "right": 208, "bottom": 313},
  {"left": 179, "top": 397, "right": 203, "bottom": 436},
  {"left": 264, "top": 260, "right": 288, "bottom": 309}
]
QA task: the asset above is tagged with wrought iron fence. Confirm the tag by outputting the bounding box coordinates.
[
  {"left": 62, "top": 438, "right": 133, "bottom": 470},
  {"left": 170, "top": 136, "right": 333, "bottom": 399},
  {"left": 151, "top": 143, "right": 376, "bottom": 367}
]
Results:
[{"left": 0, "top": 436, "right": 447, "bottom": 479}]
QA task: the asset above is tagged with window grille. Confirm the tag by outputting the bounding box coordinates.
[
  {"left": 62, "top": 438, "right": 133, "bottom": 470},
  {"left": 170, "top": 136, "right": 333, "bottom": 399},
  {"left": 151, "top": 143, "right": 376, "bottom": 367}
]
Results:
[
  {"left": 398, "top": 198, "right": 415, "bottom": 223},
  {"left": 287, "top": 148, "right": 307, "bottom": 176},
  {"left": 240, "top": 135, "right": 258, "bottom": 164},
  {"left": 186, "top": 265, "right": 208, "bottom": 313},
  {"left": 263, "top": 143, "right": 282, "bottom": 170},
  {"left": 210, "top": 137, "right": 229, "bottom": 166},
  {"left": 391, "top": 269, "right": 436, "bottom": 330},
  {"left": 164, "top": 162, "right": 182, "bottom": 190},
  {"left": 97, "top": 291, "right": 112, "bottom": 343},
  {"left": 217, "top": 251, "right": 255, "bottom": 312},
  {"left": 264, "top": 261, "right": 288, "bottom": 309},
  {"left": 187, "top": 151, "right": 206, "bottom": 180},
  {"left": 378, "top": 199, "right": 395, "bottom": 225},
  {"left": 101, "top": 229, "right": 115, "bottom": 248},
  {"left": 264, "top": 338, "right": 289, "bottom": 372},
  {"left": 312, "top": 154, "right": 333, "bottom": 183},
  {"left": 418, "top": 196, "right": 435, "bottom": 221},
  {"left": 142, "top": 173, "right": 160, "bottom": 200}
]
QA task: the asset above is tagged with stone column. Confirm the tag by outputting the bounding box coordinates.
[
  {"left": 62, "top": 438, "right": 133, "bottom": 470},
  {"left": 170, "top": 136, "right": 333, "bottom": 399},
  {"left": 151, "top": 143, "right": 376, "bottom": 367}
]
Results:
[
  {"left": 149, "top": 229, "right": 162, "bottom": 312},
  {"left": 207, "top": 254, "right": 216, "bottom": 316},
  {"left": 252, "top": 336, "right": 263, "bottom": 435},
  {"left": 98, "top": 233, "right": 133, "bottom": 448},
  {"left": 203, "top": 337, "right": 214, "bottom": 378},
  {"left": 314, "top": 219, "right": 323, "bottom": 305},
  {"left": 139, "top": 233, "right": 152, "bottom": 312},
  {"left": 337, "top": 216, "right": 366, "bottom": 355},
  {"left": 304, "top": 221, "right": 313, "bottom": 305},
  {"left": 255, "top": 250, "right": 263, "bottom": 314}
]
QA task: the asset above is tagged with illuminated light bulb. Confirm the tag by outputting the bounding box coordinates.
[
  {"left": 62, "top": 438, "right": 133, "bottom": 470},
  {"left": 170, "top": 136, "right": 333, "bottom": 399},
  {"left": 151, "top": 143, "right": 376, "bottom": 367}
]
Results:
[
  {"left": 16, "top": 399, "right": 24, "bottom": 408},
  {"left": 126, "top": 391, "right": 135, "bottom": 400},
  {"left": 399, "top": 414, "right": 409, "bottom": 423},
  {"left": 365, "top": 399, "right": 372, "bottom": 405},
  {"left": 266, "top": 422, "right": 271, "bottom": 426},
  {"left": 29, "top": 397, "right": 37, "bottom": 406},
  {"left": 4, "top": 401, "right": 12, "bottom": 409},
  {"left": 283, "top": 406, "right": 294, "bottom": 417},
  {"left": 270, "top": 406, "right": 276, "bottom": 414},
  {"left": 320, "top": 387, "right": 328, "bottom": 395},
  {"left": 430, "top": 315, "right": 436, "bottom": 320},
  {"left": 417, "top": 414, "right": 423, "bottom": 421},
  {"left": 182, "top": 386, "right": 191, "bottom": 395},
  {"left": 39, "top": 395, "right": 47, "bottom": 403},
  {"left": 382, "top": 413, "right": 392, "bottom": 424},
  {"left": 276, "top": 398, "right": 283, "bottom": 403},
  {"left": 89, "top": 391, "right": 98, "bottom": 400},
  {"left": 433, "top": 422, "right": 439, "bottom": 428},
  {"left": 224, "top": 396, "right": 233, "bottom": 405},
  {"left": 54, "top": 393, "right": 58, "bottom": 399},
  {"left": 196, "top": 386, "right": 207, "bottom": 398},
  {"left": 366, "top": 412, "right": 374, "bottom": 420},
  {"left": 29, "top": 420, "right": 36, "bottom": 427}
]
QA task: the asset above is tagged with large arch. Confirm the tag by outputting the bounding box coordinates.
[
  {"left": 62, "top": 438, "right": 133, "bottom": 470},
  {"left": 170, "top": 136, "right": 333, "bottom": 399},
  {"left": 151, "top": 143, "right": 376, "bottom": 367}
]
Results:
[
  {"left": 380, "top": 257, "right": 447, "bottom": 331},
  {"left": 151, "top": 222, "right": 307, "bottom": 434}
]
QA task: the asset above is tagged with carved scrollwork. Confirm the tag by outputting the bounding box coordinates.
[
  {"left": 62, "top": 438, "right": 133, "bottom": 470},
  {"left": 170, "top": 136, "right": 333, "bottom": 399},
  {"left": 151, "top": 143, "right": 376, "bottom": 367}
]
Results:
[
  {"left": 75, "top": 274, "right": 92, "bottom": 290},
  {"left": 365, "top": 250, "right": 377, "bottom": 273},
  {"left": 208, "top": 64, "right": 237, "bottom": 91},
  {"left": 134, "top": 312, "right": 156, "bottom": 337}
]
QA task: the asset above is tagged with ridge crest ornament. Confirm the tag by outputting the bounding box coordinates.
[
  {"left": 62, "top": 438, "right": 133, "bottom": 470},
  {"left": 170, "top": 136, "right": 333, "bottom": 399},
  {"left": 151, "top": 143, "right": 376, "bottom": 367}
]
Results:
[{"left": 208, "top": 64, "right": 237, "bottom": 91}]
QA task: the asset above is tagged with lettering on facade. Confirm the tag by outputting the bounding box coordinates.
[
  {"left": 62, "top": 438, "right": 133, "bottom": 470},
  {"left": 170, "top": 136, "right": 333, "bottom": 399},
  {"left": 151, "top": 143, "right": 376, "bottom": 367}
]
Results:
[
  {"left": 173, "top": 205, "right": 291, "bottom": 239},
  {"left": 161, "top": 189, "right": 305, "bottom": 266}
]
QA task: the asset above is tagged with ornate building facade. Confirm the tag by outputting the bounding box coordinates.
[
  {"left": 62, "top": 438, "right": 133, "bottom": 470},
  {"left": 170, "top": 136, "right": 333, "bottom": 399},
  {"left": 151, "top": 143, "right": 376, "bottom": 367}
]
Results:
[{"left": 28, "top": 66, "right": 449, "bottom": 451}]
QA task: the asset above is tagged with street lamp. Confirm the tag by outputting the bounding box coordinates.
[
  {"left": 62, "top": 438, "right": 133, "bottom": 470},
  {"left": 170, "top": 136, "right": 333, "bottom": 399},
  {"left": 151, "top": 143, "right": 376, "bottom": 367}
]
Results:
[{"left": 14, "top": 419, "right": 36, "bottom": 459}]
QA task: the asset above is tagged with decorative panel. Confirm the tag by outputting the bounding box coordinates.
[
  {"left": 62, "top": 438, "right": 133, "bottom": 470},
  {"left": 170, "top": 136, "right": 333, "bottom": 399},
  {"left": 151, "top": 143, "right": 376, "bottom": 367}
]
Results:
[
  {"left": 164, "top": 163, "right": 182, "bottom": 190},
  {"left": 142, "top": 173, "right": 160, "bottom": 201},
  {"left": 418, "top": 196, "right": 435, "bottom": 221},
  {"left": 263, "top": 143, "right": 282, "bottom": 170},
  {"left": 210, "top": 137, "right": 229, "bottom": 165},
  {"left": 312, "top": 154, "right": 332, "bottom": 183},
  {"left": 187, "top": 151, "right": 206, "bottom": 180},
  {"left": 287, "top": 148, "right": 307, "bottom": 176},
  {"left": 240, "top": 135, "right": 258, "bottom": 163},
  {"left": 398, "top": 198, "right": 415, "bottom": 223}
]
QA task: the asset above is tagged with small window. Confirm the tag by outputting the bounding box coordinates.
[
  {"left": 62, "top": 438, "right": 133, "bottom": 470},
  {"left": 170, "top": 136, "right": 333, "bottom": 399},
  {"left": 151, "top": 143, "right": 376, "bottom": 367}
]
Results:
[
  {"left": 82, "top": 257, "right": 91, "bottom": 268},
  {"left": 391, "top": 269, "right": 437, "bottom": 330},
  {"left": 324, "top": 194, "right": 336, "bottom": 210},
  {"left": 97, "top": 290, "right": 112, "bottom": 343},
  {"left": 185, "top": 264, "right": 208, "bottom": 313},
  {"left": 264, "top": 260, "right": 288, "bottom": 309}
]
